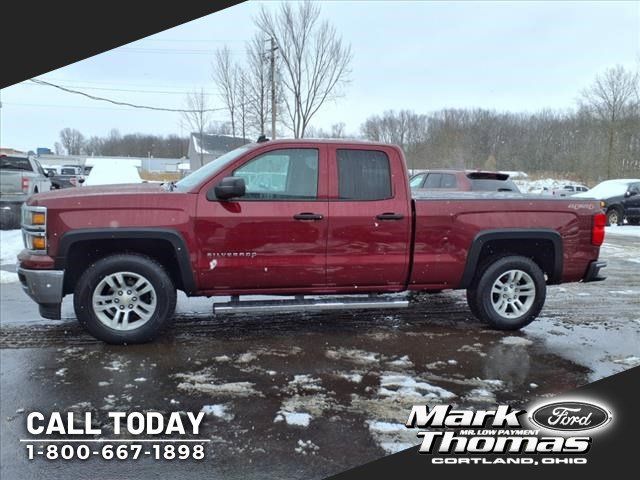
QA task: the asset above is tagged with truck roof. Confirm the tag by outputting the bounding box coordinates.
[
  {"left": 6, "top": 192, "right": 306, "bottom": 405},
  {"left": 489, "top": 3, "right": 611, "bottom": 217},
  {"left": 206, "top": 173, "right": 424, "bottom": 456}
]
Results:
[{"left": 246, "top": 138, "right": 398, "bottom": 149}]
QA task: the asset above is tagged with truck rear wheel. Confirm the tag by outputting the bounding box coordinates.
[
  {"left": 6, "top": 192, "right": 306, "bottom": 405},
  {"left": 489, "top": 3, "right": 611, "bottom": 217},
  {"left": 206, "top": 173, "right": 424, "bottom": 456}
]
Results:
[
  {"left": 73, "top": 254, "right": 176, "bottom": 344},
  {"left": 467, "top": 255, "right": 546, "bottom": 330}
]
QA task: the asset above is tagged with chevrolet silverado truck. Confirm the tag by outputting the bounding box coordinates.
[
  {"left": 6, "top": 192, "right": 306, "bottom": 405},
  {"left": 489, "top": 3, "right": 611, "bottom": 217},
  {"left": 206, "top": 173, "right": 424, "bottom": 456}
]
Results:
[{"left": 17, "top": 139, "right": 607, "bottom": 344}]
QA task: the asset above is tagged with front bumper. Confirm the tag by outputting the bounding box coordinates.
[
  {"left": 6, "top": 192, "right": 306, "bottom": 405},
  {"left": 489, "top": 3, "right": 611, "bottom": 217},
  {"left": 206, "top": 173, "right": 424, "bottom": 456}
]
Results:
[
  {"left": 583, "top": 260, "right": 607, "bottom": 282},
  {"left": 17, "top": 267, "right": 64, "bottom": 319}
]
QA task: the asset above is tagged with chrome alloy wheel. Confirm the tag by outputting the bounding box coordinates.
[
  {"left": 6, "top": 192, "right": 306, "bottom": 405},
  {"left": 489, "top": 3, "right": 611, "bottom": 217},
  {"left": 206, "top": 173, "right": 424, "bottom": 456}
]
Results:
[
  {"left": 490, "top": 269, "right": 536, "bottom": 319},
  {"left": 92, "top": 271, "right": 157, "bottom": 330}
]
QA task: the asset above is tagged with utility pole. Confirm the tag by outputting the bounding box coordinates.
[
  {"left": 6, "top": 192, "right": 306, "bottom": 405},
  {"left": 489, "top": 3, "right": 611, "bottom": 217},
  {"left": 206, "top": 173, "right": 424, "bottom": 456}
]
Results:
[{"left": 269, "top": 37, "right": 278, "bottom": 140}]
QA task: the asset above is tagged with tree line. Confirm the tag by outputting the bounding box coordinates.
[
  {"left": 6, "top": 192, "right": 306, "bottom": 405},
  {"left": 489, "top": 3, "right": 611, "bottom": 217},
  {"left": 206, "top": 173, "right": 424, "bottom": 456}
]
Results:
[
  {"left": 56, "top": 128, "right": 188, "bottom": 159},
  {"left": 360, "top": 65, "right": 639, "bottom": 182}
]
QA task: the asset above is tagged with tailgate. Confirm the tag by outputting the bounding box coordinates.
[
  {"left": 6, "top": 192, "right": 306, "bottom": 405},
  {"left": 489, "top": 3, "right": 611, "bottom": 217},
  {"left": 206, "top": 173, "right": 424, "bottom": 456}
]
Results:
[{"left": 0, "top": 170, "right": 25, "bottom": 196}]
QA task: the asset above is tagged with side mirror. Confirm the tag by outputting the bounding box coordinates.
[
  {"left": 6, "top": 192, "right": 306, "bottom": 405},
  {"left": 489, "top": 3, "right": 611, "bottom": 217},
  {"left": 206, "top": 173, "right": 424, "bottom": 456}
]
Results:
[
  {"left": 78, "top": 177, "right": 85, "bottom": 184},
  {"left": 209, "top": 177, "right": 246, "bottom": 201},
  {"left": 46, "top": 170, "right": 55, "bottom": 178},
  {"left": 625, "top": 190, "right": 637, "bottom": 198}
]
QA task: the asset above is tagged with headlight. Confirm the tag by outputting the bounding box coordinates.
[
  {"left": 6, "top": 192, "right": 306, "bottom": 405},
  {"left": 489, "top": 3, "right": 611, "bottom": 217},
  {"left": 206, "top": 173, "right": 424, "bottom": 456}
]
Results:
[{"left": 21, "top": 205, "right": 47, "bottom": 254}]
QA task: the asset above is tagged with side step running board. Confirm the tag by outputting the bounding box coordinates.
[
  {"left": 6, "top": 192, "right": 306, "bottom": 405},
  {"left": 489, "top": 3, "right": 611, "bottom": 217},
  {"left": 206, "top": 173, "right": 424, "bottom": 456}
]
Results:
[{"left": 213, "top": 295, "right": 409, "bottom": 314}]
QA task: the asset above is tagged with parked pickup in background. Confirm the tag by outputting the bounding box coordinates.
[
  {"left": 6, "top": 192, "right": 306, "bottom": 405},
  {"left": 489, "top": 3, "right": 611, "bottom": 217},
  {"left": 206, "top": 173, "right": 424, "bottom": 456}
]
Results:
[
  {"left": 17, "top": 139, "right": 607, "bottom": 344},
  {"left": 47, "top": 165, "right": 86, "bottom": 190},
  {"left": 1, "top": 154, "right": 52, "bottom": 229}
]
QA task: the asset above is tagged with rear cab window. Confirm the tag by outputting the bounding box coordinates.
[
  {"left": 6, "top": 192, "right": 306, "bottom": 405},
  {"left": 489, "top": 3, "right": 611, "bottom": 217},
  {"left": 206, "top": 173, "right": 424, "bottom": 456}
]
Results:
[
  {"left": 0, "top": 156, "right": 33, "bottom": 171},
  {"left": 336, "top": 149, "right": 392, "bottom": 200}
]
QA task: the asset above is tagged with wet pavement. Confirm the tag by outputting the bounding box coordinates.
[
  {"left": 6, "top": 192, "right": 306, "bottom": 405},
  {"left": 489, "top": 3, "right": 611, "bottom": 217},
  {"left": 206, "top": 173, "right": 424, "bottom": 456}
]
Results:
[{"left": 1, "top": 233, "right": 638, "bottom": 479}]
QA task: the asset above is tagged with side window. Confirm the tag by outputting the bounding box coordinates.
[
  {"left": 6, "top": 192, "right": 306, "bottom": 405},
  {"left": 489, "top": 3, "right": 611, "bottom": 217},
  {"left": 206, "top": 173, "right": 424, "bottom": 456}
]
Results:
[
  {"left": 423, "top": 173, "right": 442, "bottom": 188},
  {"left": 233, "top": 148, "right": 319, "bottom": 200},
  {"left": 409, "top": 174, "right": 425, "bottom": 188},
  {"left": 337, "top": 149, "right": 392, "bottom": 201},
  {"left": 441, "top": 174, "right": 457, "bottom": 188}
]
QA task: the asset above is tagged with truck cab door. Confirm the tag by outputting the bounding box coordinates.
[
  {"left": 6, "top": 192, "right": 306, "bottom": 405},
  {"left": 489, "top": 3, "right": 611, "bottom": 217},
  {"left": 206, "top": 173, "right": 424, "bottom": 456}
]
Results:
[
  {"left": 195, "top": 146, "right": 329, "bottom": 293},
  {"left": 326, "top": 146, "right": 412, "bottom": 290}
]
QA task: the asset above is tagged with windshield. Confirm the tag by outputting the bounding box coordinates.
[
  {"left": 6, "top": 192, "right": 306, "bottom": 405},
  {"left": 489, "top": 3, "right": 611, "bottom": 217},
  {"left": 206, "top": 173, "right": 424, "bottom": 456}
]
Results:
[{"left": 174, "top": 145, "right": 254, "bottom": 191}]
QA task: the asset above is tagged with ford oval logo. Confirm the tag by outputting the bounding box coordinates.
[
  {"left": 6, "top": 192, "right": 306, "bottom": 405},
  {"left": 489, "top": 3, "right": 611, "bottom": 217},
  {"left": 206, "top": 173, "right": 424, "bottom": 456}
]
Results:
[{"left": 530, "top": 401, "right": 611, "bottom": 431}]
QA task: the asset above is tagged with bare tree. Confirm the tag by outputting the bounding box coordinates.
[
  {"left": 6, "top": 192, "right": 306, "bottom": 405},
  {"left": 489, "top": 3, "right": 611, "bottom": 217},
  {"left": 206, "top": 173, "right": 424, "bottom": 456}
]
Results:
[
  {"left": 181, "top": 88, "right": 212, "bottom": 168},
  {"left": 245, "top": 34, "right": 272, "bottom": 136},
  {"left": 255, "top": 1, "right": 352, "bottom": 138},
  {"left": 213, "top": 46, "right": 239, "bottom": 138},
  {"left": 237, "top": 70, "right": 249, "bottom": 142},
  {"left": 59, "top": 128, "right": 85, "bottom": 155},
  {"left": 580, "top": 65, "right": 639, "bottom": 177}
]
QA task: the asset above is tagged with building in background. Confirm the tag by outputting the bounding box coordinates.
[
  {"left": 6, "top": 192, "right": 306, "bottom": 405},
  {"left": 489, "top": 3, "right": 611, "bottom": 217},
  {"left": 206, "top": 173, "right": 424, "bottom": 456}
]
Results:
[{"left": 188, "top": 133, "right": 248, "bottom": 171}]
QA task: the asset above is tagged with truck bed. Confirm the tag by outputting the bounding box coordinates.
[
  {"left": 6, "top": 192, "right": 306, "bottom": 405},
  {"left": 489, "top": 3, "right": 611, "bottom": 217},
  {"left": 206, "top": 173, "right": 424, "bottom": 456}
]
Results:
[{"left": 409, "top": 192, "right": 602, "bottom": 289}]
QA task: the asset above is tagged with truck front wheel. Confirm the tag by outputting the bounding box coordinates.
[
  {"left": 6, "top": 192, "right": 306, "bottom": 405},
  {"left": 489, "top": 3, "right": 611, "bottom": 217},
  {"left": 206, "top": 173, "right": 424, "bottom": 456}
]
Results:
[
  {"left": 73, "top": 254, "right": 176, "bottom": 344},
  {"left": 467, "top": 255, "right": 546, "bottom": 330}
]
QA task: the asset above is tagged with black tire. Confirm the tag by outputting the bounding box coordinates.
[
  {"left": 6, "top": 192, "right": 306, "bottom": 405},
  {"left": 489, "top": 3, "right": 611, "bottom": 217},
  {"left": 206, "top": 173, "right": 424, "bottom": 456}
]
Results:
[
  {"left": 606, "top": 207, "right": 622, "bottom": 226},
  {"left": 466, "top": 255, "right": 546, "bottom": 330},
  {"left": 73, "top": 254, "right": 176, "bottom": 344}
]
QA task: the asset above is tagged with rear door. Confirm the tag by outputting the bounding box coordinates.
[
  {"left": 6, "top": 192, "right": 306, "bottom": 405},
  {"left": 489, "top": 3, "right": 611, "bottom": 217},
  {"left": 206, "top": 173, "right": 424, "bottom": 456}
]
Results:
[{"left": 326, "top": 146, "right": 411, "bottom": 290}]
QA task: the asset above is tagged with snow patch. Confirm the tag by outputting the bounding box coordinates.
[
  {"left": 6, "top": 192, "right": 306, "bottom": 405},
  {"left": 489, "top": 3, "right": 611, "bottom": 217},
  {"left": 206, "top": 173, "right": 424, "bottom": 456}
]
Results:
[
  {"left": 201, "top": 404, "right": 234, "bottom": 421},
  {"left": 0, "top": 270, "right": 19, "bottom": 283},
  {"left": 378, "top": 374, "right": 456, "bottom": 401},
  {"left": 326, "top": 348, "right": 381, "bottom": 364},
  {"left": 275, "top": 411, "right": 312, "bottom": 427},
  {"left": 499, "top": 336, "right": 533, "bottom": 347},
  {"left": 0, "top": 230, "right": 23, "bottom": 265}
]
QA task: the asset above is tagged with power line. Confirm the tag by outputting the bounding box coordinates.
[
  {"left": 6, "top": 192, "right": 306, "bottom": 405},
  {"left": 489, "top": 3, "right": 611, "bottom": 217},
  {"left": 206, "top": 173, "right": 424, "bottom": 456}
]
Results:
[
  {"left": 22, "top": 81, "right": 221, "bottom": 96},
  {"left": 29, "top": 78, "right": 228, "bottom": 113}
]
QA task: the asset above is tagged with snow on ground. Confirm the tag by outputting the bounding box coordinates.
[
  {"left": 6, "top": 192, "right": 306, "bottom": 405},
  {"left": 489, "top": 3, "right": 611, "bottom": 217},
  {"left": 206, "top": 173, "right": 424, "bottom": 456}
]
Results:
[
  {"left": 274, "top": 411, "right": 312, "bottom": 427},
  {"left": 606, "top": 226, "right": 640, "bottom": 238},
  {"left": 1, "top": 230, "right": 23, "bottom": 266},
  {"left": 378, "top": 374, "right": 456, "bottom": 401},
  {"left": 84, "top": 159, "right": 143, "bottom": 186},
  {"left": 0, "top": 271, "right": 19, "bottom": 284},
  {"left": 514, "top": 178, "right": 575, "bottom": 194},
  {"left": 201, "top": 404, "right": 234, "bottom": 421}
]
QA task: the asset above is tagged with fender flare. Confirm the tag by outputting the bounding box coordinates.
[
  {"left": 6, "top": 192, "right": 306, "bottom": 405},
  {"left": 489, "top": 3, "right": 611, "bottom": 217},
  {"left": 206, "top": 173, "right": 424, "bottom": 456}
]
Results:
[
  {"left": 56, "top": 228, "right": 196, "bottom": 294},
  {"left": 459, "top": 228, "right": 563, "bottom": 288}
]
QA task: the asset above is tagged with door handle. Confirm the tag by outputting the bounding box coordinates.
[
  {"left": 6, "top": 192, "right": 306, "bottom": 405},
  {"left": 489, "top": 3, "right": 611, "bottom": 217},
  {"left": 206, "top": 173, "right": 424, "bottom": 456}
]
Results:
[
  {"left": 294, "top": 212, "right": 324, "bottom": 221},
  {"left": 376, "top": 212, "right": 404, "bottom": 221}
]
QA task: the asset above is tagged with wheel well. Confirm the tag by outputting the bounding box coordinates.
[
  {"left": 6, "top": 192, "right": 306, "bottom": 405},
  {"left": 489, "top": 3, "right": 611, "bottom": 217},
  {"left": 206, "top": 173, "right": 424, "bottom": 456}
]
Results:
[
  {"left": 477, "top": 239, "right": 557, "bottom": 282},
  {"left": 63, "top": 238, "right": 186, "bottom": 295}
]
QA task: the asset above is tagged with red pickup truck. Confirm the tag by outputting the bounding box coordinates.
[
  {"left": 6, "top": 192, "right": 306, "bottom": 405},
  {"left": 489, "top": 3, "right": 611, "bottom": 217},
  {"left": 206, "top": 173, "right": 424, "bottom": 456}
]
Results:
[{"left": 17, "top": 139, "right": 607, "bottom": 344}]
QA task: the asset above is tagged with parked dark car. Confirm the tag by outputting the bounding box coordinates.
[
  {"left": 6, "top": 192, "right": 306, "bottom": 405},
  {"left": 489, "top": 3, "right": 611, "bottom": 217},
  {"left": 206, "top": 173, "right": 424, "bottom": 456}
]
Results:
[
  {"left": 409, "top": 170, "right": 520, "bottom": 193},
  {"left": 49, "top": 165, "right": 84, "bottom": 190},
  {"left": 574, "top": 179, "right": 640, "bottom": 225}
]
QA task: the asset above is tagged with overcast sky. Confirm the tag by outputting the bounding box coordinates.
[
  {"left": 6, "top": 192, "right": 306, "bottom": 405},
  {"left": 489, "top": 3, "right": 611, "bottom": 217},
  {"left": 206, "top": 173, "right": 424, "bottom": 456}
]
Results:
[{"left": 1, "top": 0, "right": 638, "bottom": 152}]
